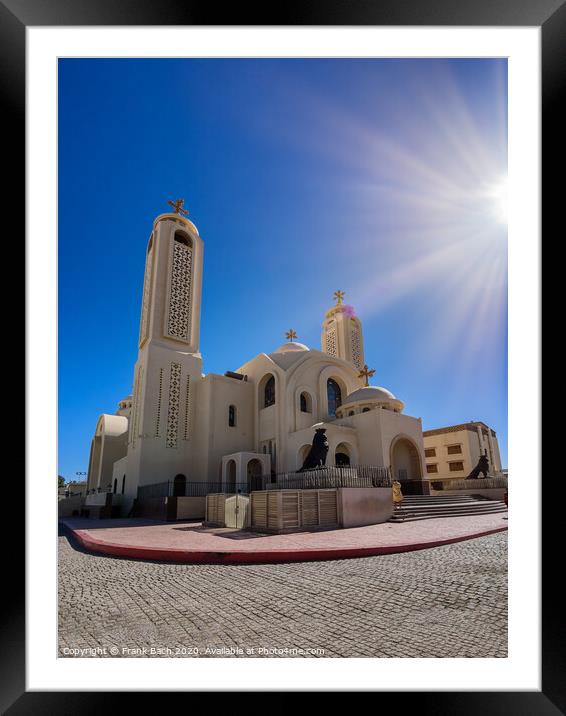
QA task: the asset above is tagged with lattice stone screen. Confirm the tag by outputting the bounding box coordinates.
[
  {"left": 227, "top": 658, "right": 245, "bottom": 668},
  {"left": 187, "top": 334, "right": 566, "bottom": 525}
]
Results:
[
  {"left": 166, "top": 240, "right": 193, "bottom": 342},
  {"left": 166, "top": 362, "right": 181, "bottom": 448},
  {"left": 325, "top": 328, "right": 337, "bottom": 356},
  {"left": 350, "top": 323, "right": 362, "bottom": 368}
]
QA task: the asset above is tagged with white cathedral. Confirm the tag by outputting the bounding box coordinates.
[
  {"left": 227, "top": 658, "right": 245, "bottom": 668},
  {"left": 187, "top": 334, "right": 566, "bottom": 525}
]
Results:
[{"left": 86, "top": 203, "right": 426, "bottom": 513}]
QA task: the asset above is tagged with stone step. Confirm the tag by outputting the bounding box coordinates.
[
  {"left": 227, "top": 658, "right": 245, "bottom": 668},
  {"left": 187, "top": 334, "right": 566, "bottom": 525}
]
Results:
[
  {"left": 400, "top": 495, "right": 482, "bottom": 501},
  {"left": 400, "top": 498, "right": 499, "bottom": 505},
  {"left": 389, "top": 509, "right": 508, "bottom": 522},
  {"left": 390, "top": 505, "right": 507, "bottom": 519},
  {"left": 397, "top": 501, "right": 506, "bottom": 512},
  {"left": 393, "top": 505, "right": 507, "bottom": 516},
  {"left": 401, "top": 498, "right": 479, "bottom": 504},
  {"left": 389, "top": 494, "right": 507, "bottom": 522}
]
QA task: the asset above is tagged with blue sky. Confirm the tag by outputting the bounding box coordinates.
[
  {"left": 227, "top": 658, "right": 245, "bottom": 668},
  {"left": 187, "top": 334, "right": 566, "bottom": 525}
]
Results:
[{"left": 58, "top": 58, "right": 508, "bottom": 480}]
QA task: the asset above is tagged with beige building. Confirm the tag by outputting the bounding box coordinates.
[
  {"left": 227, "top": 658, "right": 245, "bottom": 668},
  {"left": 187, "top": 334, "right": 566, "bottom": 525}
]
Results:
[
  {"left": 422, "top": 422, "right": 503, "bottom": 480},
  {"left": 86, "top": 206, "right": 428, "bottom": 512}
]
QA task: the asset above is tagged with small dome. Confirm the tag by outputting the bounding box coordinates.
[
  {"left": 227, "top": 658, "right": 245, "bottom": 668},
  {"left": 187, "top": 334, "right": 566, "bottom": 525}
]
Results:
[
  {"left": 273, "top": 342, "right": 310, "bottom": 354},
  {"left": 96, "top": 414, "right": 129, "bottom": 437},
  {"left": 343, "top": 385, "right": 397, "bottom": 405}
]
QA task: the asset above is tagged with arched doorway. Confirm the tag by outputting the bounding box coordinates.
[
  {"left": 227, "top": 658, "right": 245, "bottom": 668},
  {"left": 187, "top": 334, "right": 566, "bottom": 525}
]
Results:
[
  {"left": 173, "top": 473, "right": 186, "bottom": 496},
  {"left": 226, "top": 460, "right": 237, "bottom": 494},
  {"left": 247, "top": 459, "right": 263, "bottom": 492},
  {"left": 298, "top": 444, "right": 311, "bottom": 470},
  {"left": 390, "top": 438, "right": 422, "bottom": 481},
  {"left": 335, "top": 442, "right": 351, "bottom": 467}
]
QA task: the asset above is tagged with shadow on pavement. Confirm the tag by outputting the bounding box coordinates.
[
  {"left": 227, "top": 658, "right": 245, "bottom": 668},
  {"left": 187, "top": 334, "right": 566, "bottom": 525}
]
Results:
[{"left": 172, "top": 526, "right": 269, "bottom": 540}]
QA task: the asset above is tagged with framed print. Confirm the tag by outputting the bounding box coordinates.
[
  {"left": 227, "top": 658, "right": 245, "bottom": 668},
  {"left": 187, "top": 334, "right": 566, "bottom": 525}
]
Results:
[{"left": 8, "top": 0, "right": 559, "bottom": 709}]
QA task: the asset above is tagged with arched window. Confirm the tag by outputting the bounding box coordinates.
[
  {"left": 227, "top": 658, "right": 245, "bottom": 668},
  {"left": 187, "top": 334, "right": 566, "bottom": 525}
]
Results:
[
  {"left": 228, "top": 405, "right": 236, "bottom": 427},
  {"left": 336, "top": 452, "right": 351, "bottom": 467},
  {"left": 362, "top": 407, "right": 371, "bottom": 413},
  {"left": 174, "top": 231, "right": 190, "bottom": 247},
  {"left": 247, "top": 459, "right": 263, "bottom": 492},
  {"left": 226, "top": 461, "right": 236, "bottom": 494},
  {"left": 335, "top": 442, "right": 351, "bottom": 467},
  {"left": 113, "top": 478, "right": 117, "bottom": 494},
  {"left": 121, "top": 474, "right": 126, "bottom": 494},
  {"left": 348, "top": 411, "right": 355, "bottom": 417},
  {"left": 327, "top": 378, "right": 342, "bottom": 417},
  {"left": 300, "top": 392, "right": 312, "bottom": 413},
  {"left": 264, "top": 375, "right": 275, "bottom": 408}
]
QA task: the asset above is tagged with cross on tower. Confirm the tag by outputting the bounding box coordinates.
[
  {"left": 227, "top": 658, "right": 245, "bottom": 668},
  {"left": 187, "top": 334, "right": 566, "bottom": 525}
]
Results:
[
  {"left": 333, "top": 290, "right": 345, "bottom": 305},
  {"left": 358, "top": 364, "right": 376, "bottom": 387},
  {"left": 285, "top": 329, "right": 298, "bottom": 342},
  {"left": 167, "top": 198, "right": 189, "bottom": 217}
]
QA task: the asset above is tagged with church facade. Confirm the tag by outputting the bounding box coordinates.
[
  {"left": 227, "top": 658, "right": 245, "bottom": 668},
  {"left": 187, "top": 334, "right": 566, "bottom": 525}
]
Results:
[{"left": 86, "top": 206, "right": 426, "bottom": 513}]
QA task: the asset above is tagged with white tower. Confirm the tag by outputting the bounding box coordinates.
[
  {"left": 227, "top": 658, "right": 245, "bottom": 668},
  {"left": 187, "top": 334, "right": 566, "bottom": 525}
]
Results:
[
  {"left": 124, "top": 201, "right": 204, "bottom": 501},
  {"left": 321, "top": 291, "right": 365, "bottom": 370}
]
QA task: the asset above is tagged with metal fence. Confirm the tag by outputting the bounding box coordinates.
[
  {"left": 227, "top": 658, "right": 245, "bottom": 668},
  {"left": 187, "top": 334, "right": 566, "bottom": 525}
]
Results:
[
  {"left": 136, "top": 465, "right": 391, "bottom": 500},
  {"left": 429, "top": 476, "right": 508, "bottom": 491},
  {"left": 137, "top": 480, "right": 251, "bottom": 499},
  {"left": 85, "top": 486, "right": 112, "bottom": 495},
  {"left": 262, "top": 465, "right": 392, "bottom": 490}
]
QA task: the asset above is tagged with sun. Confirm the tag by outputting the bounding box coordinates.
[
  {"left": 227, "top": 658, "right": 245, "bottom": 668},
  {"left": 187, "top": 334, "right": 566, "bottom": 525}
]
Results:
[{"left": 487, "top": 177, "right": 508, "bottom": 225}]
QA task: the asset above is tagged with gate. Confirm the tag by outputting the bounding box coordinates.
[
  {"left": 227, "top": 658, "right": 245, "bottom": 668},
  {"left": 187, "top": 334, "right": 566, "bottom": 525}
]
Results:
[{"left": 224, "top": 494, "right": 249, "bottom": 528}]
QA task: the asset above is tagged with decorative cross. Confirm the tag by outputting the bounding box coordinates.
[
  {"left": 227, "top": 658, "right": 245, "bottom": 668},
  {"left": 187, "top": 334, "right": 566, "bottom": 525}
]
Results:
[
  {"left": 167, "top": 198, "right": 189, "bottom": 216},
  {"left": 285, "top": 329, "right": 298, "bottom": 342},
  {"left": 333, "top": 290, "right": 345, "bottom": 305},
  {"left": 358, "top": 364, "right": 376, "bottom": 387}
]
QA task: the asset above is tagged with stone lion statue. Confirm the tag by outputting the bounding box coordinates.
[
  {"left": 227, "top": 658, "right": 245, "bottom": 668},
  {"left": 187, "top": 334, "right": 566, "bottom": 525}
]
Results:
[
  {"left": 298, "top": 428, "right": 329, "bottom": 471},
  {"left": 467, "top": 453, "right": 489, "bottom": 479}
]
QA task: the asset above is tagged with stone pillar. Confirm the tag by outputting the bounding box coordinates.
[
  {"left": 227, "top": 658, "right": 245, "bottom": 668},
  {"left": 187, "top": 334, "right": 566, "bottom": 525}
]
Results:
[
  {"left": 476, "top": 426, "right": 485, "bottom": 456},
  {"left": 487, "top": 431, "right": 498, "bottom": 474}
]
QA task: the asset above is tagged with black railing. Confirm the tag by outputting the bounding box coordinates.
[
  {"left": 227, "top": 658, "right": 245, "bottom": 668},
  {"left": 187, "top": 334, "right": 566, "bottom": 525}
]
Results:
[
  {"left": 261, "top": 465, "right": 392, "bottom": 490},
  {"left": 85, "top": 486, "right": 112, "bottom": 495},
  {"left": 136, "top": 465, "right": 391, "bottom": 500},
  {"left": 137, "top": 481, "right": 251, "bottom": 499},
  {"left": 430, "top": 476, "right": 508, "bottom": 491}
]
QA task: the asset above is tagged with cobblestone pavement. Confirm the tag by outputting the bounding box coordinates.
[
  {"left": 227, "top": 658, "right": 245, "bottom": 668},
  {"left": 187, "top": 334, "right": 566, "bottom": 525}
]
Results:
[{"left": 58, "top": 527, "right": 507, "bottom": 658}]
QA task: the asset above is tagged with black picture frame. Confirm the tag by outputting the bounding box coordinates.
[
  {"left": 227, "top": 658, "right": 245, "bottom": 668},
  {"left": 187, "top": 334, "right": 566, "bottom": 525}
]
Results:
[{"left": 10, "top": 0, "right": 558, "bottom": 710}]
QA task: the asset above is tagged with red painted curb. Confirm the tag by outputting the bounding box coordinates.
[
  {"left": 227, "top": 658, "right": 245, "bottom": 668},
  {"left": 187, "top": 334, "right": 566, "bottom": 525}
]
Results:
[{"left": 68, "top": 525, "right": 508, "bottom": 565}]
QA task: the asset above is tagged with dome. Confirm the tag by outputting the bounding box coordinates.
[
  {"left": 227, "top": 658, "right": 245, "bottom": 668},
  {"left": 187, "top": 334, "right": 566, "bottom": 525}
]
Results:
[
  {"left": 273, "top": 342, "right": 310, "bottom": 354},
  {"left": 343, "top": 385, "right": 397, "bottom": 405}
]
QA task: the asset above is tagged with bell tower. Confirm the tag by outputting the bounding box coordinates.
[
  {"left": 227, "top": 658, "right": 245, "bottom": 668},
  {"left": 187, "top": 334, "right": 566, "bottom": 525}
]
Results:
[
  {"left": 321, "top": 291, "right": 365, "bottom": 370},
  {"left": 125, "top": 200, "right": 204, "bottom": 499},
  {"left": 138, "top": 198, "right": 203, "bottom": 354}
]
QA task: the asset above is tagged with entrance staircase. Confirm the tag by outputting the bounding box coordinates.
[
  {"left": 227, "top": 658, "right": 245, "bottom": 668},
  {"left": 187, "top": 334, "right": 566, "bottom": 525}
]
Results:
[{"left": 389, "top": 494, "right": 507, "bottom": 522}]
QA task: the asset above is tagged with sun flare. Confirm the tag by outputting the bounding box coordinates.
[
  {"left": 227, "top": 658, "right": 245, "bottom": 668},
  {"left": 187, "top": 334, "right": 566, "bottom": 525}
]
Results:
[{"left": 487, "top": 177, "right": 508, "bottom": 225}]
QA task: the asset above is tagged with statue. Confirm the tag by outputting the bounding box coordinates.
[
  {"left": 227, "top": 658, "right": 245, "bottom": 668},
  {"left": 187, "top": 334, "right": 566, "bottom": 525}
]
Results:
[
  {"left": 392, "top": 480, "right": 404, "bottom": 507},
  {"left": 299, "top": 428, "right": 329, "bottom": 471},
  {"left": 467, "top": 452, "right": 490, "bottom": 479}
]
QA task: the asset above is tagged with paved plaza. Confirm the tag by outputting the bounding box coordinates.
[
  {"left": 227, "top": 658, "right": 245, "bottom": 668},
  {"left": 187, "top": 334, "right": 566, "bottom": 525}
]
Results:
[{"left": 58, "top": 526, "right": 507, "bottom": 658}]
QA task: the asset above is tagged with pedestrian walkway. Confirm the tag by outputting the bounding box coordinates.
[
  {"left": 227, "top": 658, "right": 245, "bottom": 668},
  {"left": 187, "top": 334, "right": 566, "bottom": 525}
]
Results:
[{"left": 60, "top": 511, "right": 507, "bottom": 564}]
